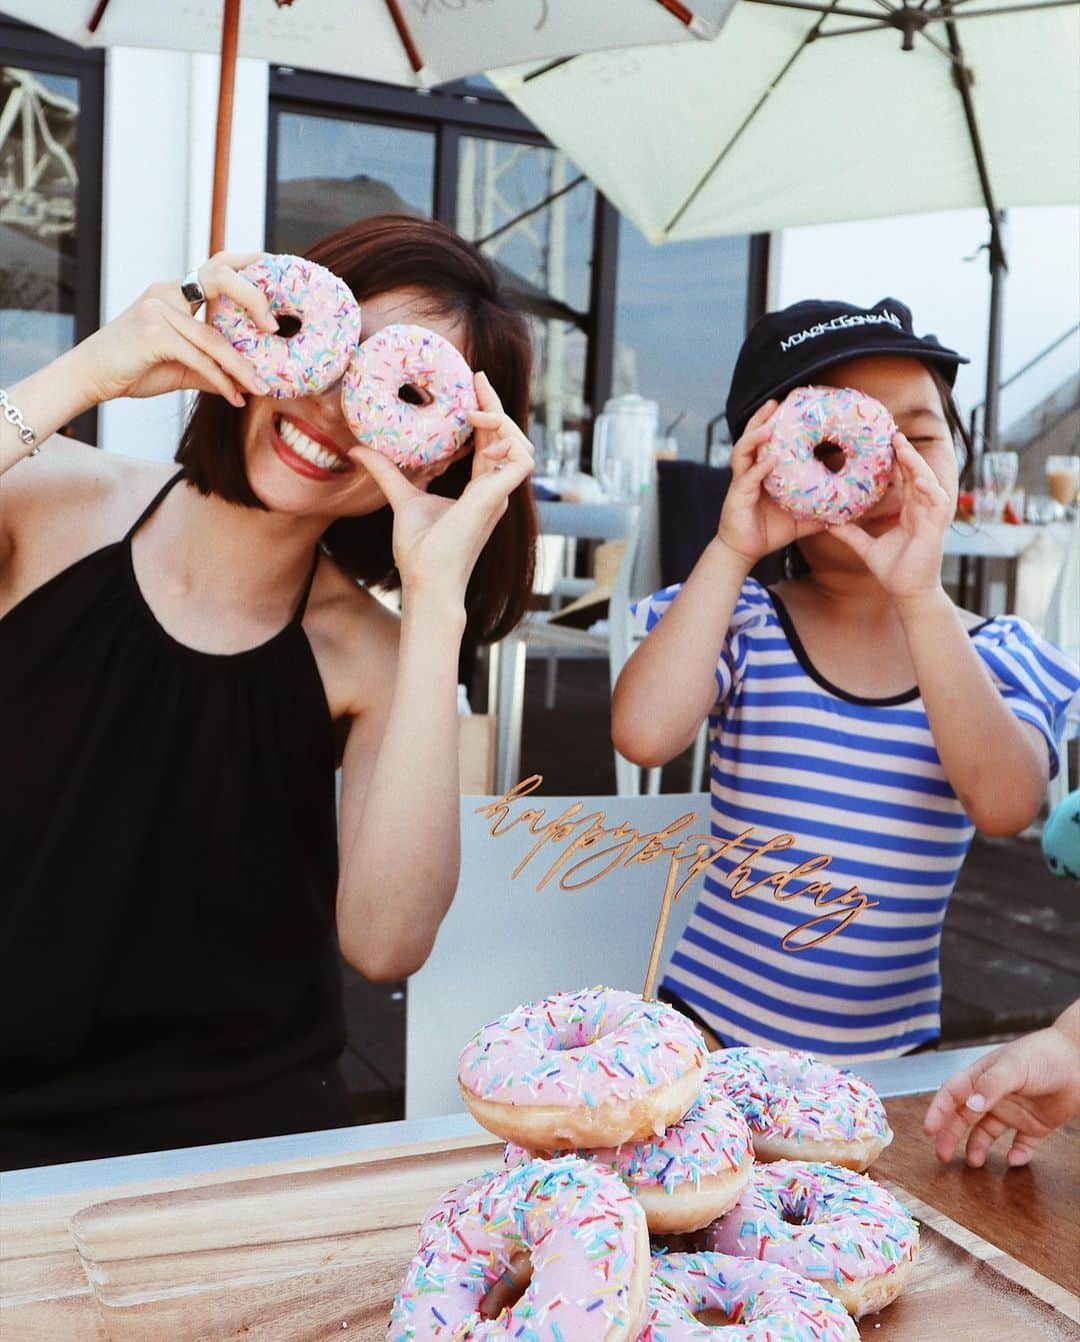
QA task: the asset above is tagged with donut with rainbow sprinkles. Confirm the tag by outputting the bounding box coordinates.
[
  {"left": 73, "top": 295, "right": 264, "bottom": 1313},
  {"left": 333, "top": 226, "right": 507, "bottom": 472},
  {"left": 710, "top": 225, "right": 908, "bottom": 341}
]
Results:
[
  {"left": 763, "top": 385, "right": 895, "bottom": 523},
  {"left": 389, "top": 1154, "right": 650, "bottom": 1341},
  {"left": 708, "top": 1046, "right": 893, "bottom": 1171},
  {"left": 641, "top": 1250, "right": 859, "bottom": 1341},
  {"left": 457, "top": 987, "right": 707, "bottom": 1151},
  {"left": 504, "top": 1050, "right": 754, "bottom": 1233},
  {"left": 705, "top": 1159, "right": 920, "bottom": 1318}
]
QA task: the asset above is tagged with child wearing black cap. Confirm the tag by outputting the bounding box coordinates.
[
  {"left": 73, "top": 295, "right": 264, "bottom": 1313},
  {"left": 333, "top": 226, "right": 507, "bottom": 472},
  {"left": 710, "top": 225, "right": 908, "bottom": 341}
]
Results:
[{"left": 613, "top": 297, "right": 1080, "bottom": 1062}]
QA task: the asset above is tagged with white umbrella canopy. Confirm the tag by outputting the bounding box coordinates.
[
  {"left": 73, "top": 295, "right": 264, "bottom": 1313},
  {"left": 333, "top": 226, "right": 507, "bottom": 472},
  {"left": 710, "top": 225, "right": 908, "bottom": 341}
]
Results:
[
  {"left": 1, "top": 0, "right": 735, "bottom": 87},
  {"left": 491, "top": 0, "right": 1079, "bottom": 444},
  {"left": 0, "top": 0, "right": 736, "bottom": 249},
  {"left": 492, "top": 0, "right": 1080, "bottom": 245}
]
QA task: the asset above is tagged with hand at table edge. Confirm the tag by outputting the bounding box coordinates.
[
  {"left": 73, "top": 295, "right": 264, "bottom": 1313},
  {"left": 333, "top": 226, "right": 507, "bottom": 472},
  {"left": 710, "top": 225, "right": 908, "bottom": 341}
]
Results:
[{"left": 922, "top": 1000, "right": 1080, "bottom": 1168}]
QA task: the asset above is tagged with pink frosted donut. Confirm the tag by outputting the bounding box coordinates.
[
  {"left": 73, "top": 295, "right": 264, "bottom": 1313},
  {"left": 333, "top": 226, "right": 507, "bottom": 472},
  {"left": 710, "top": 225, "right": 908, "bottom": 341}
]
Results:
[
  {"left": 504, "top": 1053, "right": 754, "bottom": 1234},
  {"left": 763, "top": 386, "right": 895, "bottom": 522},
  {"left": 389, "top": 1154, "right": 650, "bottom": 1341},
  {"left": 641, "top": 1251, "right": 859, "bottom": 1341},
  {"left": 705, "top": 1160, "right": 919, "bottom": 1318},
  {"left": 341, "top": 322, "right": 478, "bottom": 467},
  {"left": 708, "top": 1047, "right": 892, "bottom": 1171},
  {"left": 458, "top": 988, "right": 707, "bottom": 1150},
  {"left": 210, "top": 253, "right": 361, "bottom": 398}
]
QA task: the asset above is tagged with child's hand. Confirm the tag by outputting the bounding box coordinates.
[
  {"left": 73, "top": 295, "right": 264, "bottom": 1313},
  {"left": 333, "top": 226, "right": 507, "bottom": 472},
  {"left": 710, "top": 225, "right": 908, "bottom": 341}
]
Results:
[
  {"left": 716, "top": 400, "right": 826, "bottom": 565},
  {"left": 827, "top": 433, "right": 952, "bottom": 603},
  {"left": 923, "top": 1010, "right": 1080, "bottom": 1167}
]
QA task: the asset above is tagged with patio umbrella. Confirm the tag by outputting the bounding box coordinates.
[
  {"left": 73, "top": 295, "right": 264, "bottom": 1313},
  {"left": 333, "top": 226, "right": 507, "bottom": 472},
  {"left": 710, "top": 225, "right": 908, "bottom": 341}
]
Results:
[
  {"left": 491, "top": 0, "right": 1080, "bottom": 447},
  {"left": 0, "top": 0, "right": 735, "bottom": 253}
]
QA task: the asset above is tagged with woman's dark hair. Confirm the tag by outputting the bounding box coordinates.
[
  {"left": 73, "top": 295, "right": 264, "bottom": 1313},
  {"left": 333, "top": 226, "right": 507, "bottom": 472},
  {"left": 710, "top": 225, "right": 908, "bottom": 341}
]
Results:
[
  {"left": 176, "top": 214, "right": 537, "bottom": 643},
  {"left": 780, "top": 359, "right": 974, "bottom": 579}
]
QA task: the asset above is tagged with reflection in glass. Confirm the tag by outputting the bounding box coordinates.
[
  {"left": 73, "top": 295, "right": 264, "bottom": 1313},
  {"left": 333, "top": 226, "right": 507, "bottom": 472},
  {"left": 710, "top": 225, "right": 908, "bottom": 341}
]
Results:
[
  {"left": 456, "top": 137, "right": 594, "bottom": 454},
  {"left": 614, "top": 219, "right": 750, "bottom": 461},
  {"left": 0, "top": 67, "right": 79, "bottom": 386},
  {"left": 272, "top": 111, "right": 435, "bottom": 255}
]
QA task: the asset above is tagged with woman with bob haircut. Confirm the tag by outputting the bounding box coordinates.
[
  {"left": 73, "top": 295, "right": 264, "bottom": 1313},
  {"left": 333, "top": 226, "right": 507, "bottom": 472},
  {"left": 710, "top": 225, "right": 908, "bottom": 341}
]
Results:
[{"left": 0, "top": 214, "right": 537, "bottom": 1169}]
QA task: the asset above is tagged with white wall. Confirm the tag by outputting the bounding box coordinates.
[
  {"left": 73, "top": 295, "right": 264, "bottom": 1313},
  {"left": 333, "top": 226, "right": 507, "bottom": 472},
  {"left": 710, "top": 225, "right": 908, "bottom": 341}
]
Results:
[
  {"left": 774, "top": 206, "right": 1080, "bottom": 435},
  {"left": 98, "top": 48, "right": 268, "bottom": 461}
]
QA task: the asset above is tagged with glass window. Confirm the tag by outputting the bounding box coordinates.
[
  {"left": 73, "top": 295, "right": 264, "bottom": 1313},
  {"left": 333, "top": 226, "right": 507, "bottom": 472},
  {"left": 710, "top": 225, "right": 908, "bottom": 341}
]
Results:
[
  {"left": 271, "top": 110, "right": 435, "bottom": 254},
  {"left": 456, "top": 136, "right": 595, "bottom": 457},
  {"left": 0, "top": 66, "right": 80, "bottom": 387},
  {"left": 614, "top": 219, "right": 751, "bottom": 461}
]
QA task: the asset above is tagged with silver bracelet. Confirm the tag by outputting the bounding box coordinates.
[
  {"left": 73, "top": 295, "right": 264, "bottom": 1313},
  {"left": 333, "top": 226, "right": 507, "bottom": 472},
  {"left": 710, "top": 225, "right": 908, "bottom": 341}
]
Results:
[{"left": 0, "top": 388, "right": 39, "bottom": 454}]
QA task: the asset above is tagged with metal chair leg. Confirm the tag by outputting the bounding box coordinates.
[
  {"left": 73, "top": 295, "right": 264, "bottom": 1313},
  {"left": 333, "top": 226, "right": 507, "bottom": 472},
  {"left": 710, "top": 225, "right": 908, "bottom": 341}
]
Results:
[
  {"left": 615, "top": 748, "right": 641, "bottom": 797},
  {"left": 494, "top": 634, "right": 527, "bottom": 795},
  {"left": 690, "top": 721, "right": 708, "bottom": 791}
]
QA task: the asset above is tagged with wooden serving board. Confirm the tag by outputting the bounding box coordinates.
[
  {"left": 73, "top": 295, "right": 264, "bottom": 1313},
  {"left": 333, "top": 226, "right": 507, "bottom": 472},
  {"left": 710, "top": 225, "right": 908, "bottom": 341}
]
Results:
[
  {"left": 1, "top": 1133, "right": 501, "bottom": 1342},
  {"left": 23, "top": 1137, "right": 1074, "bottom": 1341}
]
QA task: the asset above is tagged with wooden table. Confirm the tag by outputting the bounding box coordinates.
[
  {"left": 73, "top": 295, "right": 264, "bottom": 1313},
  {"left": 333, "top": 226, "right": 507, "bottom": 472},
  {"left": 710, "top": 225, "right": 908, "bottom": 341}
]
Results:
[
  {"left": 876, "top": 1093, "right": 1080, "bottom": 1297},
  {"left": 4, "top": 1058, "right": 1078, "bottom": 1339}
]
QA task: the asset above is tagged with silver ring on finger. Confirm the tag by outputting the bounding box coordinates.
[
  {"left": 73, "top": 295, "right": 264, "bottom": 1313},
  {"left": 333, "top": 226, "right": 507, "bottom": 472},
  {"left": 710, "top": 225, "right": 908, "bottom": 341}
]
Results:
[{"left": 180, "top": 270, "right": 206, "bottom": 307}]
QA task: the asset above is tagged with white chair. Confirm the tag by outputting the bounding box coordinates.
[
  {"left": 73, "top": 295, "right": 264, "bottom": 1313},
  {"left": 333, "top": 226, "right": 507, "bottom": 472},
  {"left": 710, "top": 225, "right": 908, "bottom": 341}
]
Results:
[
  {"left": 405, "top": 790, "right": 710, "bottom": 1119},
  {"left": 1044, "top": 512, "right": 1080, "bottom": 807},
  {"left": 491, "top": 488, "right": 664, "bottom": 797}
]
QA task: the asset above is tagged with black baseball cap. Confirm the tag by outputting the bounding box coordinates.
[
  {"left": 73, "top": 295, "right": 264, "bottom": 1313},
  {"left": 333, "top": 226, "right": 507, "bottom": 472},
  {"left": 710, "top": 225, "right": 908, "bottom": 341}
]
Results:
[{"left": 725, "top": 297, "right": 968, "bottom": 442}]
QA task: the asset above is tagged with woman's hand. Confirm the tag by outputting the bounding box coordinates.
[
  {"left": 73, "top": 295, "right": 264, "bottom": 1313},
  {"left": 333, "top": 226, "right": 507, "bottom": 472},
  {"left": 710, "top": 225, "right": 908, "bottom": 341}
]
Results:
[
  {"left": 923, "top": 1004, "right": 1080, "bottom": 1167},
  {"left": 74, "top": 252, "right": 275, "bottom": 408},
  {"left": 716, "top": 400, "right": 826, "bottom": 565},
  {"left": 828, "top": 434, "right": 952, "bottom": 603},
  {"left": 349, "top": 370, "right": 534, "bottom": 607}
]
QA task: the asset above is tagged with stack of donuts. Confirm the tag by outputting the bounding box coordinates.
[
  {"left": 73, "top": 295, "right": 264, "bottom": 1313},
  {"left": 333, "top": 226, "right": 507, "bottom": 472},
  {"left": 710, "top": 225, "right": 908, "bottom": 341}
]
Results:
[{"left": 388, "top": 987, "right": 919, "bottom": 1340}]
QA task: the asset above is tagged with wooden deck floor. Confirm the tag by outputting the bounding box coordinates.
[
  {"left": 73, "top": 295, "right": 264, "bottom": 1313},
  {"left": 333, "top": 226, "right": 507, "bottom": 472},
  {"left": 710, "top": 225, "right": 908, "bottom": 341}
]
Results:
[{"left": 345, "top": 656, "right": 1079, "bottom": 1122}]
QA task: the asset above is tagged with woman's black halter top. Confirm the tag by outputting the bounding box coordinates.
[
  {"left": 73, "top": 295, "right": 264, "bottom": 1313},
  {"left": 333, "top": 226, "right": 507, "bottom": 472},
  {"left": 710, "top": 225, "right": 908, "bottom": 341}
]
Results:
[{"left": 0, "top": 471, "right": 345, "bottom": 1161}]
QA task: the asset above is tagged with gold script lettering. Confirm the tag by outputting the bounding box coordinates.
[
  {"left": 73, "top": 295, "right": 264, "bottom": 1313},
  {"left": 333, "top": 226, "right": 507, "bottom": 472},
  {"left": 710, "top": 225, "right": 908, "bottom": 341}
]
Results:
[{"left": 477, "top": 778, "right": 878, "bottom": 976}]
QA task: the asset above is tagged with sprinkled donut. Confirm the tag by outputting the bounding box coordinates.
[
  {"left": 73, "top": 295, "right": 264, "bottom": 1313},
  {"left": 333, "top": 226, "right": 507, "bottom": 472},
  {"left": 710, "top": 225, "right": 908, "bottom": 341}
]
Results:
[
  {"left": 641, "top": 1251, "right": 859, "bottom": 1341},
  {"left": 505, "top": 1053, "right": 754, "bottom": 1234},
  {"left": 763, "top": 386, "right": 895, "bottom": 523},
  {"left": 211, "top": 253, "right": 361, "bottom": 398},
  {"left": 458, "top": 988, "right": 707, "bottom": 1150},
  {"left": 708, "top": 1047, "right": 892, "bottom": 1171},
  {"left": 341, "top": 323, "right": 478, "bottom": 467},
  {"left": 705, "top": 1160, "right": 919, "bottom": 1318},
  {"left": 389, "top": 1154, "right": 650, "bottom": 1341}
]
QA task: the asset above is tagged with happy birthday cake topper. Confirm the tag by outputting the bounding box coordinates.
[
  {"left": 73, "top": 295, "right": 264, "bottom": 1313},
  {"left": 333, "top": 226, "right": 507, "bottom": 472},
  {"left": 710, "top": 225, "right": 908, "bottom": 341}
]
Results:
[{"left": 477, "top": 775, "right": 878, "bottom": 996}]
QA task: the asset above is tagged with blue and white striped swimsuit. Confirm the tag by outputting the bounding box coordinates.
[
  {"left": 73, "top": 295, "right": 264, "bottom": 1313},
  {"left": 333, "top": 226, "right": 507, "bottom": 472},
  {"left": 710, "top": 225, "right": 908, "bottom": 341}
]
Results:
[{"left": 634, "top": 578, "right": 1080, "bottom": 1061}]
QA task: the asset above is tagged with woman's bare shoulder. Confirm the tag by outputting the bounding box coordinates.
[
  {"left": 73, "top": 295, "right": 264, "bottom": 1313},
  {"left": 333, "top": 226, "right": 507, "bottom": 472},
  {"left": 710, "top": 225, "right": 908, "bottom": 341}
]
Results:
[
  {"left": 1, "top": 440, "right": 176, "bottom": 573},
  {"left": 3, "top": 438, "right": 172, "bottom": 526}
]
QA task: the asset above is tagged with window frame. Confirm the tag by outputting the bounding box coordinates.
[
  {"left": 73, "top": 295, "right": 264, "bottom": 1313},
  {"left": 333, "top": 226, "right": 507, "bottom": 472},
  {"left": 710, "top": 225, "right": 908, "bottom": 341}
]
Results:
[
  {"left": 0, "top": 17, "right": 104, "bottom": 444},
  {"left": 266, "top": 67, "right": 766, "bottom": 461}
]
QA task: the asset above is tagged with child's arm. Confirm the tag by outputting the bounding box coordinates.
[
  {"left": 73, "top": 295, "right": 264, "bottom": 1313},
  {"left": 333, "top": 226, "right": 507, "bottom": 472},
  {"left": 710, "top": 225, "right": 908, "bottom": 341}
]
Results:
[
  {"left": 897, "top": 587, "right": 1048, "bottom": 833},
  {"left": 831, "top": 436, "right": 1049, "bottom": 834},
  {"left": 612, "top": 536, "right": 753, "bottom": 765},
  {"left": 613, "top": 401, "right": 824, "bottom": 766}
]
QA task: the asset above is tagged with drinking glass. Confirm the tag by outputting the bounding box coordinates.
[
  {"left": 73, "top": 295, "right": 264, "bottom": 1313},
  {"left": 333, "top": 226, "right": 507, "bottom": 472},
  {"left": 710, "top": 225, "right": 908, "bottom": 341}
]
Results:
[
  {"left": 553, "top": 429, "right": 581, "bottom": 477},
  {"left": 1045, "top": 455, "right": 1080, "bottom": 509},
  {"left": 978, "top": 451, "right": 1019, "bottom": 521}
]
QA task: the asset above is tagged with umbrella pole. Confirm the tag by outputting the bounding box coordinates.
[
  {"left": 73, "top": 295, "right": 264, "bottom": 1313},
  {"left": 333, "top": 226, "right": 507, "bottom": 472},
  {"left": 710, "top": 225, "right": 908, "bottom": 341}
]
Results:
[
  {"left": 209, "top": 0, "right": 242, "bottom": 256},
  {"left": 983, "top": 211, "right": 1007, "bottom": 454}
]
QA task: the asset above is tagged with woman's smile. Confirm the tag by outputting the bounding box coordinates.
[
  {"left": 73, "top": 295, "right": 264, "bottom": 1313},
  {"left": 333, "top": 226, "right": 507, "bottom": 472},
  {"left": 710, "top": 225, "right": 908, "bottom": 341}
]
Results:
[{"left": 271, "top": 412, "right": 354, "bottom": 481}]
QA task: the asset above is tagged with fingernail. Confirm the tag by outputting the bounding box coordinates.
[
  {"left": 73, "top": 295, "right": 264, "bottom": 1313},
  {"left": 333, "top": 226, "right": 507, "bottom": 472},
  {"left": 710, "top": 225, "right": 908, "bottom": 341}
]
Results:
[
  {"left": 253, "top": 377, "right": 271, "bottom": 394},
  {"left": 965, "top": 1093, "right": 987, "bottom": 1112}
]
